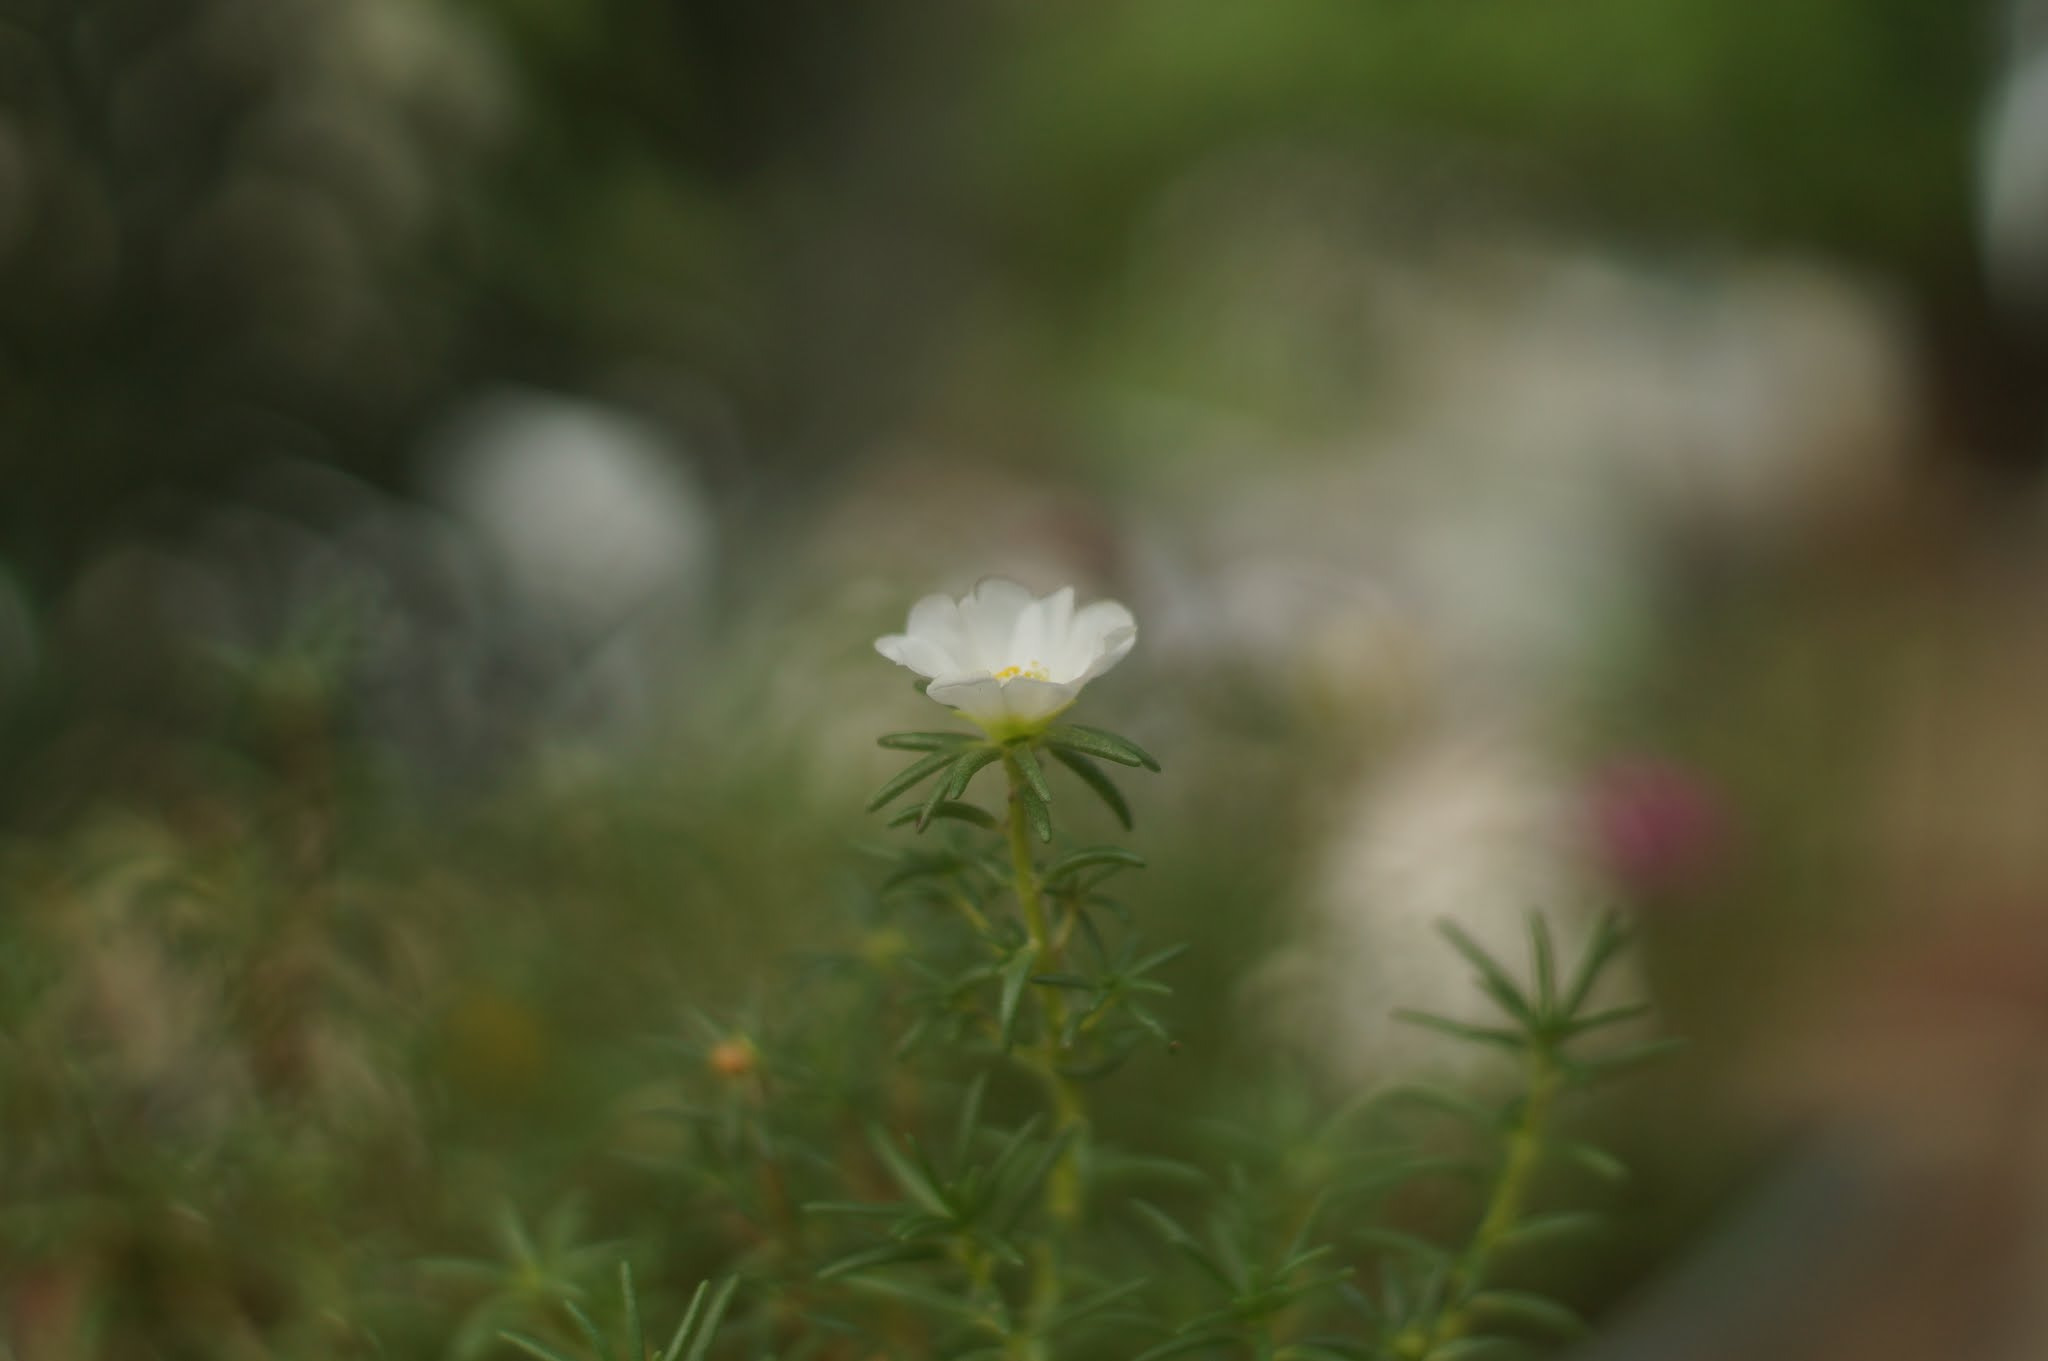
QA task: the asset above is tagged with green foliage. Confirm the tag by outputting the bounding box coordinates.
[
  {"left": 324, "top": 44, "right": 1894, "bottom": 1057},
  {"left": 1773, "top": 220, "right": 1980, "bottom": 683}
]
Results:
[
  {"left": 1350, "top": 914, "right": 1668, "bottom": 1361},
  {"left": 499, "top": 1265, "right": 740, "bottom": 1361},
  {"left": 1046, "top": 746, "right": 1136, "bottom": 830},
  {"left": 1394, "top": 914, "right": 1682, "bottom": 1080},
  {"left": 650, "top": 716, "right": 1675, "bottom": 1361},
  {"left": 1043, "top": 725, "right": 1162, "bottom": 772},
  {"left": 987, "top": 0, "right": 1978, "bottom": 286},
  {"left": 0, "top": 640, "right": 1674, "bottom": 1360},
  {"left": 423, "top": 1200, "right": 624, "bottom": 1360},
  {"left": 1127, "top": 1195, "right": 1352, "bottom": 1360}
]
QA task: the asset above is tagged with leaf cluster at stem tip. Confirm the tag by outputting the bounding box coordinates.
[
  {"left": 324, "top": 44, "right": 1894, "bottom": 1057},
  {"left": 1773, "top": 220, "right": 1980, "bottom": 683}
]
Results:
[
  {"left": 1391, "top": 912, "right": 1680, "bottom": 1080},
  {"left": 869, "top": 724, "right": 1159, "bottom": 838}
]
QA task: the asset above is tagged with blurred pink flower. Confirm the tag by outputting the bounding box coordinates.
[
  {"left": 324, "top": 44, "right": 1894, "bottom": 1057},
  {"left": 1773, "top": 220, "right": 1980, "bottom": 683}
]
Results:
[{"left": 1589, "top": 758, "right": 1727, "bottom": 897}]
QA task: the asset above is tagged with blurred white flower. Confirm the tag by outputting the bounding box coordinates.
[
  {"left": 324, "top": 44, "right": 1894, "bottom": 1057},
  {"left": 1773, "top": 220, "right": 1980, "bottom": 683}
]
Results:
[
  {"left": 875, "top": 578, "right": 1136, "bottom": 739},
  {"left": 1256, "top": 730, "right": 1620, "bottom": 1083},
  {"left": 426, "top": 388, "right": 714, "bottom": 637}
]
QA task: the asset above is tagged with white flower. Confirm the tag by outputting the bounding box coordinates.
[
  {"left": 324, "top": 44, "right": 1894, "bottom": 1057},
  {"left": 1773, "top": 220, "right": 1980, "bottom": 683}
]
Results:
[{"left": 875, "top": 578, "right": 1137, "bottom": 738}]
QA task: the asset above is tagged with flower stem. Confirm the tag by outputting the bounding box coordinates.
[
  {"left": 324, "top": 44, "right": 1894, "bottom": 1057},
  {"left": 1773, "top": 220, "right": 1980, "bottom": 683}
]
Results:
[
  {"left": 1003, "top": 750, "right": 1088, "bottom": 1221},
  {"left": 1002, "top": 749, "right": 1088, "bottom": 1358},
  {"left": 1407, "top": 1044, "right": 1562, "bottom": 1356}
]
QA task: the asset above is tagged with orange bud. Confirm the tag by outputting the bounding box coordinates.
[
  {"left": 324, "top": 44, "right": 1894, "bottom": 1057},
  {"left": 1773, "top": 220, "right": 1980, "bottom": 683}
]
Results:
[{"left": 708, "top": 1037, "right": 758, "bottom": 1079}]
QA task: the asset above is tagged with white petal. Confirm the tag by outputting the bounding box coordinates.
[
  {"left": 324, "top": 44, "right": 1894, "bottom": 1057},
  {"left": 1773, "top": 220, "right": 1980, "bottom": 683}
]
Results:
[
  {"left": 958, "top": 577, "right": 1034, "bottom": 670},
  {"left": 880, "top": 581, "right": 1134, "bottom": 729},
  {"left": 1013, "top": 586, "right": 1073, "bottom": 677},
  {"left": 1040, "top": 586, "right": 1076, "bottom": 641},
  {"left": 926, "top": 673, "right": 1082, "bottom": 727},
  {"left": 1077, "top": 623, "right": 1137, "bottom": 682},
  {"left": 1060, "top": 599, "right": 1137, "bottom": 679},
  {"left": 925, "top": 673, "right": 1005, "bottom": 721},
  {"left": 875, "top": 632, "right": 960, "bottom": 679},
  {"left": 995, "top": 675, "right": 1084, "bottom": 723},
  {"left": 906, "top": 592, "right": 968, "bottom": 653},
  {"left": 1008, "top": 597, "right": 1050, "bottom": 671}
]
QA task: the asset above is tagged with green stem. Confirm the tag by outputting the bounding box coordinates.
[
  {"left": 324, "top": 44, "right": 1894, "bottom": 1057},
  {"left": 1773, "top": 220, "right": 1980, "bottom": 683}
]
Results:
[
  {"left": 1003, "top": 751, "right": 1088, "bottom": 1221},
  {"left": 1002, "top": 749, "right": 1089, "bottom": 1359},
  {"left": 1410, "top": 1045, "right": 1561, "bottom": 1356}
]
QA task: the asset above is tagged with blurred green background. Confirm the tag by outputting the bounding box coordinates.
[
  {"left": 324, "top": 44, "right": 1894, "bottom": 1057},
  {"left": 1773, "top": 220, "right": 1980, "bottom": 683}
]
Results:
[{"left": 5, "top": 0, "right": 2048, "bottom": 1356}]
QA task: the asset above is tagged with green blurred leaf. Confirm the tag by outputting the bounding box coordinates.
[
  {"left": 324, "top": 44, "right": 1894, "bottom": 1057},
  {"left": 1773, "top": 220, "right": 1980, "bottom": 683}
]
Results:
[
  {"left": 563, "top": 1300, "right": 614, "bottom": 1361},
  {"left": 914, "top": 759, "right": 960, "bottom": 829},
  {"left": 1045, "top": 1278, "right": 1151, "bottom": 1330},
  {"left": 998, "top": 949, "right": 1038, "bottom": 1046},
  {"left": 994, "top": 1124, "right": 1080, "bottom": 1232},
  {"left": 1559, "top": 1001, "right": 1655, "bottom": 1037},
  {"left": 1014, "top": 746, "right": 1054, "bottom": 807},
  {"left": 1016, "top": 767, "right": 1053, "bottom": 843},
  {"left": 1047, "top": 746, "right": 1134, "bottom": 829},
  {"left": 1527, "top": 911, "right": 1557, "bottom": 1018},
  {"left": 1044, "top": 846, "right": 1147, "bottom": 884},
  {"left": 945, "top": 745, "right": 1005, "bottom": 799},
  {"left": 1497, "top": 1210, "right": 1607, "bottom": 1253},
  {"left": 866, "top": 1127, "right": 953, "bottom": 1217},
  {"left": 1131, "top": 1200, "right": 1242, "bottom": 1294},
  {"left": 887, "top": 800, "right": 998, "bottom": 830},
  {"left": 868, "top": 750, "right": 960, "bottom": 811},
  {"left": 1045, "top": 724, "right": 1160, "bottom": 771},
  {"left": 816, "top": 1241, "right": 947, "bottom": 1281},
  {"left": 619, "top": 1263, "right": 643, "bottom": 1360},
  {"left": 1436, "top": 922, "right": 1535, "bottom": 1028},
  {"left": 500, "top": 1333, "right": 579, "bottom": 1361},
  {"left": 878, "top": 731, "right": 977, "bottom": 751},
  {"left": 674, "top": 1277, "right": 739, "bottom": 1361},
  {"left": 1555, "top": 1140, "right": 1630, "bottom": 1184},
  {"left": 845, "top": 1273, "right": 998, "bottom": 1325},
  {"left": 1468, "top": 1289, "right": 1587, "bottom": 1338},
  {"left": 1392, "top": 1009, "right": 1526, "bottom": 1054},
  {"left": 1561, "top": 915, "right": 1631, "bottom": 1018}
]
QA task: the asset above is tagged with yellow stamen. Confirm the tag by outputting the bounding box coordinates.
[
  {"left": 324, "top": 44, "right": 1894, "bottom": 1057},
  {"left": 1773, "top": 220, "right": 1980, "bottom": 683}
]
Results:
[{"left": 993, "top": 660, "right": 1049, "bottom": 682}]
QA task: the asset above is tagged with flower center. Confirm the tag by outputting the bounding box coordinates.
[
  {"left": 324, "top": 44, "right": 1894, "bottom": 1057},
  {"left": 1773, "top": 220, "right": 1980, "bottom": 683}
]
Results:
[{"left": 992, "top": 660, "right": 1049, "bottom": 683}]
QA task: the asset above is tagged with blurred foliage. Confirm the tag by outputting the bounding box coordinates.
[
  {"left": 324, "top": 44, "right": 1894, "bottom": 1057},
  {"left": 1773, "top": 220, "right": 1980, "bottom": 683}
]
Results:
[
  {"left": 0, "top": 0, "right": 1993, "bottom": 583},
  {"left": 985, "top": 0, "right": 1979, "bottom": 286}
]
